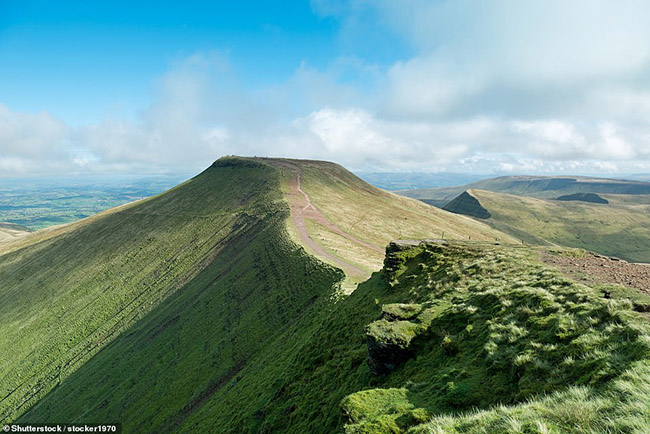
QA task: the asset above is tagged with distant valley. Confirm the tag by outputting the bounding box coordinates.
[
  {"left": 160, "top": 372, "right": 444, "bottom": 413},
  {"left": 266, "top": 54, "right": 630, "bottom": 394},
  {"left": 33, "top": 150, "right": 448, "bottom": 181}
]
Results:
[
  {"left": 0, "top": 176, "right": 188, "bottom": 230},
  {"left": 398, "top": 175, "right": 650, "bottom": 263}
]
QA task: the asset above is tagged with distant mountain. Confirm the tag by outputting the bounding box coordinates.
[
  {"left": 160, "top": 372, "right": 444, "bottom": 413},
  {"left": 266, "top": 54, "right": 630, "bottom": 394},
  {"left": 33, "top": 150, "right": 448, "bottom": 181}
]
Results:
[
  {"left": 620, "top": 173, "right": 650, "bottom": 182},
  {"left": 443, "top": 190, "right": 491, "bottom": 219},
  {"left": 355, "top": 172, "right": 490, "bottom": 191},
  {"left": 442, "top": 189, "right": 650, "bottom": 262},
  {"left": 398, "top": 175, "right": 650, "bottom": 207}
]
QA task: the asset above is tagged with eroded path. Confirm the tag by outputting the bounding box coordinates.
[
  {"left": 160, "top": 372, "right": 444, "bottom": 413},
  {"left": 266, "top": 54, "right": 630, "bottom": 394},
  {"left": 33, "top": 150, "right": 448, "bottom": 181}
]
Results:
[{"left": 264, "top": 159, "right": 381, "bottom": 278}]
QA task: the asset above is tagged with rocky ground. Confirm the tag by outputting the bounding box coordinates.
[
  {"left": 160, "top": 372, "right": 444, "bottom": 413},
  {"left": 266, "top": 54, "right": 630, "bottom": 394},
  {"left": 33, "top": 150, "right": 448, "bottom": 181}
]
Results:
[{"left": 541, "top": 250, "right": 650, "bottom": 294}]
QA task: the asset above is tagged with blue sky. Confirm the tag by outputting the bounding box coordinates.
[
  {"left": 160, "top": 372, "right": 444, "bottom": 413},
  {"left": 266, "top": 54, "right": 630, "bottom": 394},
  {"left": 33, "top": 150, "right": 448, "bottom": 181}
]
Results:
[
  {"left": 0, "top": 1, "right": 349, "bottom": 123},
  {"left": 2, "top": 0, "right": 650, "bottom": 177}
]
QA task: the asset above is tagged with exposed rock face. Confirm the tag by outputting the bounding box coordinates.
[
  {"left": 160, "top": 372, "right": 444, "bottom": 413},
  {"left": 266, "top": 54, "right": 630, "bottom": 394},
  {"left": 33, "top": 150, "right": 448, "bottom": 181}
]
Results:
[
  {"left": 366, "top": 319, "right": 418, "bottom": 376},
  {"left": 383, "top": 240, "right": 419, "bottom": 282},
  {"left": 370, "top": 242, "right": 445, "bottom": 375}
]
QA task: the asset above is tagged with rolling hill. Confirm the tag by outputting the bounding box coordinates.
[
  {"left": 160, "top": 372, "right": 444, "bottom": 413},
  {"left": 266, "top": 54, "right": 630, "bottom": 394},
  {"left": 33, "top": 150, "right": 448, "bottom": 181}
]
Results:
[
  {"left": 399, "top": 175, "right": 650, "bottom": 207},
  {"left": 0, "top": 222, "right": 31, "bottom": 245},
  {"left": 443, "top": 188, "right": 650, "bottom": 263},
  {"left": 1, "top": 157, "right": 511, "bottom": 432}
]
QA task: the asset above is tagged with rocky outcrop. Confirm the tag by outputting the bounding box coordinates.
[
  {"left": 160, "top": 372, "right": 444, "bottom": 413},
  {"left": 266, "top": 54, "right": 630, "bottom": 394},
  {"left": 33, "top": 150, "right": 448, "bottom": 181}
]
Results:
[
  {"left": 383, "top": 240, "right": 421, "bottom": 285},
  {"left": 366, "top": 319, "right": 419, "bottom": 375},
  {"left": 381, "top": 303, "right": 422, "bottom": 321}
]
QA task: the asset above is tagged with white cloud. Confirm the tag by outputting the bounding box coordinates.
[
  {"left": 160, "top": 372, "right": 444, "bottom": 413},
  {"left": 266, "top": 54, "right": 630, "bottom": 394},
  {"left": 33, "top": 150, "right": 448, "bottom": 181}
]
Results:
[
  {"left": 512, "top": 121, "right": 583, "bottom": 146},
  {"left": 0, "top": 104, "right": 72, "bottom": 176},
  {"left": 306, "top": 108, "right": 386, "bottom": 153},
  {"left": 4, "top": 2, "right": 650, "bottom": 177},
  {"left": 374, "top": 0, "right": 650, "bottom": 82},
  {"left": 0, "top": 104, "right": 69, "bottom": 158},
  {"left": 383, "top": 56, "right": 485, "bottom": 118},
  {"left": 596, "top": 123, "right": 636, "bottom": 159}
]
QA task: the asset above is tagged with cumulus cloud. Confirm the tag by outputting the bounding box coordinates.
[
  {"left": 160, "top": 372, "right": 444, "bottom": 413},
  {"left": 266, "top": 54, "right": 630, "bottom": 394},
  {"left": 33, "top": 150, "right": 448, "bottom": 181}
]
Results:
[
  {"left": 373, "top": 0, "right": 650, "bottom": 81},
  {"left": 0, "top": 104, "right": 72, "bottom": 176},
  {"left": 309, "top": 0, "right": 650, "bottom": 172},
  {"left": 3, "top": 2, "right": 650, "bottom": 177}
]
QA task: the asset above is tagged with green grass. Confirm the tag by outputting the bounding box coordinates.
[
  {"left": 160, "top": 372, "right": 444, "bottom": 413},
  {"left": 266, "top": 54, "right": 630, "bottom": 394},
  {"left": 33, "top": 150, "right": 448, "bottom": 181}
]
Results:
[
  {"left": 20, "top": 212, "right": 342, "bottom": 432},
  {"left": 411, "top": 371, "right": 650, "bottom": 434},
  {"left": 2, "top": 157, "right": 343, "bottom": 425}
]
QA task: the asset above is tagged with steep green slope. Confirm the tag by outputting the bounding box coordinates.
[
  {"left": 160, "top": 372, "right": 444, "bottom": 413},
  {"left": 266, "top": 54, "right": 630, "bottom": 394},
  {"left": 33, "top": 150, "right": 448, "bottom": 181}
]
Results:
[
  {"left": 182, "top": 241, "right": 650, "bottom": 433},
  {"left": 399, "top": 175, "right": 650, "bottom": 207},
  {"left": 26, "top": 239, "right": 650, "bottom": 434},
  {"left": 21, "top": 210, "right": 341, "bottom": 432},
  {"left": 1, "top": 156, "right": 511, "bottom": 430},
  {"left": 451, "top": 189, "right": 650, "bottom": 263},
  {"left": 1, "top": 157, "right": 341, "bottom": 425}
]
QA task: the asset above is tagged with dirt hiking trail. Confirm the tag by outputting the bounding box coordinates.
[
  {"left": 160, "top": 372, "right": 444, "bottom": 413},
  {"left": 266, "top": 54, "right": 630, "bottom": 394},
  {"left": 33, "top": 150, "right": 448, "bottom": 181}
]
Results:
[{"left": 262, "top": 159, "right": 382, "bottom": 278}]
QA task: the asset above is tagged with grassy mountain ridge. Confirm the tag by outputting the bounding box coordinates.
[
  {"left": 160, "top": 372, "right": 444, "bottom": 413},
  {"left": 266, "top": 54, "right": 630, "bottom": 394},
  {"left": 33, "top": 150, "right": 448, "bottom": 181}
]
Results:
[
  {"left": 1, "top": 158, "right": 302, "bottom": 422},
  {"left": 341, "top": 241, "right": 650, "bottom": 433},
  {"left": 256, "top": 157, "right": 514, "bottom": 283},
  {"left": 399, "top": 175, "right": 650, "bottom": 207},
  {"left": 21, "top": 209, "right": 342, "bottom": 432},
  {"left": 1, "top": 156, "right": 510, "bottom": 429}
]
